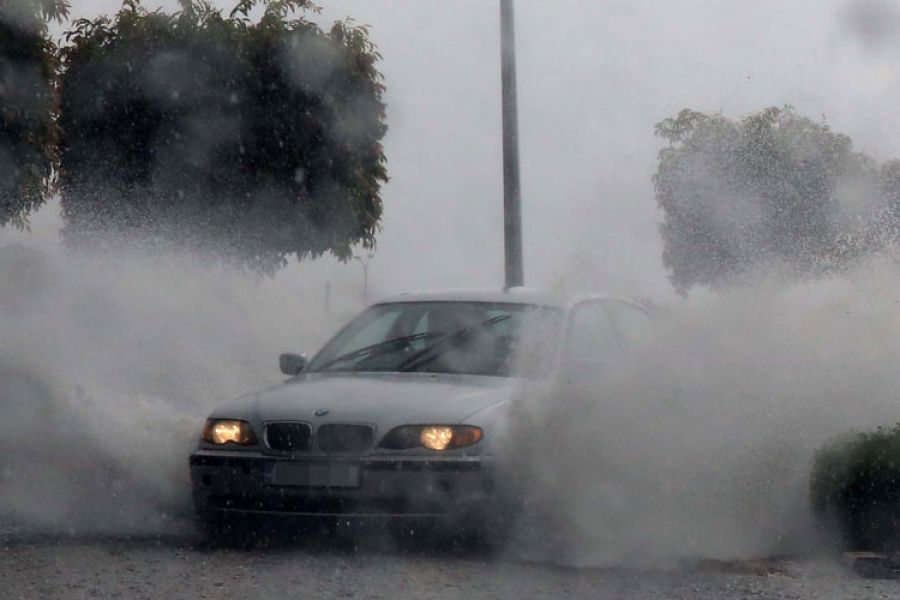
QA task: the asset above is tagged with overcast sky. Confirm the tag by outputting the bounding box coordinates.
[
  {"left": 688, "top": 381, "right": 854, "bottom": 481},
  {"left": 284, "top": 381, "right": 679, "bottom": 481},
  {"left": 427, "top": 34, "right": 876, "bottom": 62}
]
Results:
[{"left": 20, "top": 0, "right": 900, "bottom": 300}]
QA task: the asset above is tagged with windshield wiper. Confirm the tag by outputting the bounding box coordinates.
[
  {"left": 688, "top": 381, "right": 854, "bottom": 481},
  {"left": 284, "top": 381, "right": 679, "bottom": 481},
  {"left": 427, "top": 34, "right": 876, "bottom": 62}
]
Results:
[
  {"left": 397, "top": 315, "right": 511, "bottom": 372},
  {"left": 314, "top": 332, "right": 437, "bottom": 372}
]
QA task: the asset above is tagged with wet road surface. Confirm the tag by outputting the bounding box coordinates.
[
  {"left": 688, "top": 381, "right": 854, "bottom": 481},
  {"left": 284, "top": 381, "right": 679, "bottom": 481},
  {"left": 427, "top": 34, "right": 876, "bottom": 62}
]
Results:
[{"left": 3, "top": 530, "right": 900, "bottom": 600}]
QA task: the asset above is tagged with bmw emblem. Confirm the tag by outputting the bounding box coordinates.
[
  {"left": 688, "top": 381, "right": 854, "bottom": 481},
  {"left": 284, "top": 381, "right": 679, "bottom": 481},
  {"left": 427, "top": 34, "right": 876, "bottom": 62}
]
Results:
[{"left": 314, "top": 408, "right": 330, "bottom": 417}]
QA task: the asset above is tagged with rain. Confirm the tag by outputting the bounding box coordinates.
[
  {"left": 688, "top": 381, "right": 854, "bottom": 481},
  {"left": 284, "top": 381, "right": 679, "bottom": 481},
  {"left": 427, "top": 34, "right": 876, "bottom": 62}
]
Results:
[{"left": 4, "top": 0, "right": 900, "bottom": 598}]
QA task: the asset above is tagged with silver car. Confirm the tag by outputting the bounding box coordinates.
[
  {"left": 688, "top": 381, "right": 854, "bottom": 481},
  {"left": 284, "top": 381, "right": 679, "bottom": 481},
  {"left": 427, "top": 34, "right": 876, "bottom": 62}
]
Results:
[{"left": 189, "top": 288, "right": 650, "bottom": 542}]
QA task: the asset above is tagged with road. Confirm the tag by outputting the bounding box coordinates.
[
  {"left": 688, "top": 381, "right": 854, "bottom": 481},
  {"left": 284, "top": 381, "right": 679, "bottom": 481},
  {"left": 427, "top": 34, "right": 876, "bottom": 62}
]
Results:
[{"left": 3, "top": 528, "right": 900, "bottom": 600}]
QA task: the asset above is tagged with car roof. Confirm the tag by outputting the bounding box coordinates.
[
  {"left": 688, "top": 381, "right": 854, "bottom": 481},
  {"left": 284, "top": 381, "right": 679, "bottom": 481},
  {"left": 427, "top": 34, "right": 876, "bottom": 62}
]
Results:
[{"left": 374, "top": 287, "right": 641, "bottom": 309}]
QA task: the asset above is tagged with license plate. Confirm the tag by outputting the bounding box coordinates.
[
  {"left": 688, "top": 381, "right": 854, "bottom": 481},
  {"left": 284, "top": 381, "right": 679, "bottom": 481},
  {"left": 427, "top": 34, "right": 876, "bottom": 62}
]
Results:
[{"left": 266, "top": 462, "right": 361, "bottom": 488}]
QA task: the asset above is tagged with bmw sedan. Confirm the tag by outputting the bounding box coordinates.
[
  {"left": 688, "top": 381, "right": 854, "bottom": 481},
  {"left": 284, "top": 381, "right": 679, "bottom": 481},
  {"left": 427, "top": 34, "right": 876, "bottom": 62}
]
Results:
[{"left": 189, "top": 288, "right": 651, "bottom": 542}]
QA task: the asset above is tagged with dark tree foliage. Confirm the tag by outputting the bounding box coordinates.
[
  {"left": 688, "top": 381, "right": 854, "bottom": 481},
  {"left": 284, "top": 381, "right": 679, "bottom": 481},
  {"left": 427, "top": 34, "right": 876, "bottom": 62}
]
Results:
[
  {"left": 0, "top": 0, "right": 68, "bottom": 229},
  {"left": 811, "top": 425, "right": 900, "bottom": 551},
  {"left": 653, "top": 107, "right": 900, "bottom": 294},
  {"left": 59, "top": 0, "right": 387, "bottom": 273}
]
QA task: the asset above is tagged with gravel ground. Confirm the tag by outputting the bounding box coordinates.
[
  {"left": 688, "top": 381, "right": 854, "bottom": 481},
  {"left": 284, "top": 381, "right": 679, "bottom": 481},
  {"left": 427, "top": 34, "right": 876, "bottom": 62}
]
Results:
[{"left": 3, "top": 530, "right": 900, "bottom": 600}]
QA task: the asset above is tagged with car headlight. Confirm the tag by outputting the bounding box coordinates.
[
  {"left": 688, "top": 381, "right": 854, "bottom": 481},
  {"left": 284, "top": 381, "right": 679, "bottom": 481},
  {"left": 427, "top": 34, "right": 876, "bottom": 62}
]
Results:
[
  {"left": 202, "top": 419, "right": 257, "bottom": 445},
  {"left": 380, "top": 425, "right": 483, "bottom": 451}
]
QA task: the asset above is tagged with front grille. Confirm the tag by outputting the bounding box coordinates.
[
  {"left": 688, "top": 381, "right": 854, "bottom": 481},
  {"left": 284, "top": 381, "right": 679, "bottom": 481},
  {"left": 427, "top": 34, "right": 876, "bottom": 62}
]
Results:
[
  {"left": 316, "top": 424, "right": 374, "bottom": 453},
  {"left": 265, "top": 422, "right": 312, "bottom": 452}
]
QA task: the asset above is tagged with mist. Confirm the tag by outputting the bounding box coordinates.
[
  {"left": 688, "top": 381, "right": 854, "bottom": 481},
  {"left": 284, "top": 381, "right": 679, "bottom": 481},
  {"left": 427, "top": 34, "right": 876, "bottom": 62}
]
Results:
[
  {"left": 3, "top": 0, "right": 900, "bottom": 569},
  {"left": 508, "top": 255, "right": 900, "bottom": 567},
  {"left": 0, "top": 243, "right": 353, "bottom": 534},
  {"left": 32, "top": 0, "right": 900, "bottom": 297}
]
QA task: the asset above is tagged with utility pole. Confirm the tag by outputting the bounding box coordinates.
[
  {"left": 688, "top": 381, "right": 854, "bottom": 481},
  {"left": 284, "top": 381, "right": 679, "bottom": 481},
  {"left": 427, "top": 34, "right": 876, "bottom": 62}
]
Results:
[
  {"left": 500, "top": 0, "right": 524, "bottom": 287},
  {"left": 354, "top": 253, "right": 374, "bottom": 305},
  {"left": 324, "top": 281, "right": 331, "bottom": 316}
]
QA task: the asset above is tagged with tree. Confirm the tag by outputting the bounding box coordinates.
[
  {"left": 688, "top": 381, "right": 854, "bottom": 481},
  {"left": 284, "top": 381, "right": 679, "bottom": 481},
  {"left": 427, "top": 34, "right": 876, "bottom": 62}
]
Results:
[
  {"left": 654, "top": 107, "right": 890, "bottom": 294},
  {"left": 0, "top": 0, "right": 68, "bottom": 229},
  {"left": 811, "top": 424, "right": 900, "bottom": 551},
  {"left": 59, "top": 0, "right": 387, "bottom": 273}
]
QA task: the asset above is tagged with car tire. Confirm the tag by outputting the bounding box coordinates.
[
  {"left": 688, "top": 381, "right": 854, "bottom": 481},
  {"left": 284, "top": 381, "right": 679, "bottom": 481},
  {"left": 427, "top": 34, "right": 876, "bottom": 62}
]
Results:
[
  {"left": 196, "top": 512, "right": 263, "bottom": 548},
  {"left": 460, "top": 494, "right": 520, "bottom": 555},
  {"left": 388, "top": 518, "right": 439, "bottom": 551},
  {"left": 456, "top": 512, "right": 515, "bottom": 555}
]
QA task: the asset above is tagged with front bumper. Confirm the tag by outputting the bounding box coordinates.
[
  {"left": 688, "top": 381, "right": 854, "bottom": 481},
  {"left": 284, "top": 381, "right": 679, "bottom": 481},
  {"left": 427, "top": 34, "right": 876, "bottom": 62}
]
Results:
[{"left": 190, "top": 449, "right": 495, "bottom": 519}]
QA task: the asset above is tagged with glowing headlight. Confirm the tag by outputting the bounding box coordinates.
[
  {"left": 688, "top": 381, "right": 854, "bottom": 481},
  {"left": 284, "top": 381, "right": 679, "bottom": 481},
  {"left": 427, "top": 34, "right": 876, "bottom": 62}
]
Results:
[
  {"left": 420, "top": 426, "right": 454, "bottom": 450},
  {"left": 202, "top": 419, "right": 257, "bottom": 445},
  {"left": 381, "top": 425, "right": 483, "bottom": 451}
]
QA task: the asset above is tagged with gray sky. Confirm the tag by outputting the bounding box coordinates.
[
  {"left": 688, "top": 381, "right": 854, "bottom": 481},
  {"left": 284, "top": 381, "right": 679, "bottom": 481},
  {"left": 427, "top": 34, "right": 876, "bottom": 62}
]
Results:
[{"left": 27, "top": 0, "right": 900, "bottom": 299}]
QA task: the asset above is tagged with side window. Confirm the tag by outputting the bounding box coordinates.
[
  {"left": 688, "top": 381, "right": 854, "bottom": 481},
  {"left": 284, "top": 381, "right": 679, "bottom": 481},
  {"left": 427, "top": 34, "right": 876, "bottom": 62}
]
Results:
[
  {"left": 607, "top": 301, "right": 652, "bottom": 349},
  {"left": 567, "top": 302, "right": 619, "bottom": 363}
]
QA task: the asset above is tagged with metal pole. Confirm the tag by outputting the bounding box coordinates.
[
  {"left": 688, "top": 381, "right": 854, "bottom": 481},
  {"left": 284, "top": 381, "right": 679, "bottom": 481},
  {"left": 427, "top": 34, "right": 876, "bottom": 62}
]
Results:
[
  {"left": 354, "top": 253, "right": 373, "bottom": 305},
  {"left": 500, "top": 0, "right": 524, "bottom": 287},
  {"left": 362, "top": 262, "right": 369, "bottom": 304}
]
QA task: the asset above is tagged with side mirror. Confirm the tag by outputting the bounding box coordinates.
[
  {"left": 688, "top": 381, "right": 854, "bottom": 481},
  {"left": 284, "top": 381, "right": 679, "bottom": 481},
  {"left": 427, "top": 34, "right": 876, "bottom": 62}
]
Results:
[{"left": 279, "top": 353, "right": 308, "bottom": 376}]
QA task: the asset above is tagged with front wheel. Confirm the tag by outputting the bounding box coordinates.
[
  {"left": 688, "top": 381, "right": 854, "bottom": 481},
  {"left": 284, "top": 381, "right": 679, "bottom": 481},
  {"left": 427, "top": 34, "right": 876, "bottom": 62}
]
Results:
[
  {"left": 195, "top": 511, "right": 263, "bottom": 548},
  {"left": 388, "top": 518, "right": 440, "bottom": 551},
  {"left": 457, "top": 507, "right": 517, "bottom": 554}
]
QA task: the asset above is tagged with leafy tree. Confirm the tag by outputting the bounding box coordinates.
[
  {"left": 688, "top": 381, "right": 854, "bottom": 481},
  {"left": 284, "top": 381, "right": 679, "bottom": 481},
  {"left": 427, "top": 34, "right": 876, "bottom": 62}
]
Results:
[
  {"left": 653, "top": 107, "right": 891, "bottom": 294},
  {"left": 811, "top": 424, "right": 900, "bottom": 551},
  {"left": 0, "top": 0, "right": 68, "bottom": 229},
  {"left": 59, "top": 0, "right": 387, "bottom": 273}
]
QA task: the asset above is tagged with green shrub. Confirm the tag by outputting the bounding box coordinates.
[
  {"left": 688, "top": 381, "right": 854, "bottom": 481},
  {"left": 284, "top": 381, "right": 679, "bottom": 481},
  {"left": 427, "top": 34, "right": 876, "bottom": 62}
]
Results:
[{"left": 811, "top": 424, "right": 900, "bottom": 551}]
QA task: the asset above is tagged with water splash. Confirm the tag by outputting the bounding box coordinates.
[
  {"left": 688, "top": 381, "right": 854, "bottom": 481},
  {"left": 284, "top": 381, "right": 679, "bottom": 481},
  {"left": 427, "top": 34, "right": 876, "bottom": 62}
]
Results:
[
  {"left": 0, "top": 242, "right": 336, "bottom": 535},
  {"left": 510, "top": 257, "right": 900, "bottom": 566}
]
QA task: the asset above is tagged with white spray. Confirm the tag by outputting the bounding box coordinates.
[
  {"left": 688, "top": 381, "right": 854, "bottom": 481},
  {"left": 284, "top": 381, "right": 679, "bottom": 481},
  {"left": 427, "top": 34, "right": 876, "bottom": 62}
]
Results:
[
  {"left": 510, "top": 256, "right": 900, "bottom": 567},
  {"left": 0, "top": 237, "right": 343, "bottom": 535}
]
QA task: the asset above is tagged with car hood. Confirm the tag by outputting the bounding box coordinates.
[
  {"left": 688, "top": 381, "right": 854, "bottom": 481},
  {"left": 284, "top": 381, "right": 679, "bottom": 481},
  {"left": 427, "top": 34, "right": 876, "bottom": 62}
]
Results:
[{"left": 237, "top": 372, "right": 518, "bottom": 428}]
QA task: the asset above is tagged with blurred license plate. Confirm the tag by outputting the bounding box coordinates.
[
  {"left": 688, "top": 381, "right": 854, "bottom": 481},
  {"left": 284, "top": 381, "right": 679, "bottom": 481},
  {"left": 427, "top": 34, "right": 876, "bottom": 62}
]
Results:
[{"left": 267, "top": 462, "right": 360, "bottom": 488}]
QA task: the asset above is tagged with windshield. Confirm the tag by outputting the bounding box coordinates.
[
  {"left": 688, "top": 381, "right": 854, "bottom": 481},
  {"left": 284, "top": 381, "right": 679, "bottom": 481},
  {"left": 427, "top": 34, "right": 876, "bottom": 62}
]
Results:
[{"left": 307, "top": 301, "right": 561, "bottom": 376}]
